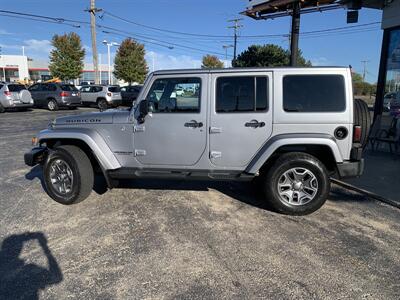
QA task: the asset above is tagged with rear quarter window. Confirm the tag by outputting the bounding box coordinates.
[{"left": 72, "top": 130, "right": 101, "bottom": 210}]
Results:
[
  {"left": 8, "top": 85, "right": 26, "bottom": 92},
  {"left": 283, "top": 74, "right": 346, "bottom": 112}
]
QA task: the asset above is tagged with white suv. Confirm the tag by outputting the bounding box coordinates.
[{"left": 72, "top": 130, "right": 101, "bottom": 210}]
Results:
[{"left": 80, "top": 85, "right": 122, "bottom": 110}]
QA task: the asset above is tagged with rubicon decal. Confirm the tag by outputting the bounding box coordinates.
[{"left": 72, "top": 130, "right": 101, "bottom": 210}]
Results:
[{"left": 65, "top": 118, "right": 102, "bottom": 123}]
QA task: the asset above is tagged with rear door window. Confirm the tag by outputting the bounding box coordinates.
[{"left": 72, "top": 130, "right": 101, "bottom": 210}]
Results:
[
  {"left": 216, "top": 76, "right": 268, "bottom": 113},
  {"left": 283, "top": 75, "right": 346, "bottom": 112},
  {"left": 43, "top": 84, "right": 57, "bottom": 92},
  {"left": 60, "top": 84, "right": 78, "bottom": 91},
  {"left": 28, "top": 84, "right": 41, "bottom": 91}
]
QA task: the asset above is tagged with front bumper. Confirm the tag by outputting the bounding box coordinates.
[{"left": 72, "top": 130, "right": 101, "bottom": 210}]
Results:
[
  {"left": 24, "top": 146, "right": 48, "bottom": 167},
  {"left": 336, "top": 159, "right": 364, "bottom": 179}
]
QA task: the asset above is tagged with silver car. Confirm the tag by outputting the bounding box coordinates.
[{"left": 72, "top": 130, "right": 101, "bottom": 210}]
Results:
[
  {"left": 0, "top": 83, "right": 34, "bottom": 113},
  {"left": 80, "top": 85, "right": 122, "bottom": 110}
]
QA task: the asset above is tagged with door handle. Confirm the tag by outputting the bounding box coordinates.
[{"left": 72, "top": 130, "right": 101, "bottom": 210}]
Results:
[
  {"left": 184, "top": 120, "right": 203, "bottom": 128},
  {"left": 245, "top": 120, "right": 265, "bottom": 128}
]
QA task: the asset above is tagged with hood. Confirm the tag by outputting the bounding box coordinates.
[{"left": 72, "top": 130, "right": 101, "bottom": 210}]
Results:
[{"left": 53, "top": 109, "right": 131, "bottom": 126}]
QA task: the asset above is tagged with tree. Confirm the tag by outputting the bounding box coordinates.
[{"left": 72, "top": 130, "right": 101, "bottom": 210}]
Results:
[
  {"left": 114, "top": 38, "right": 148, "bottom": 84},
  {"left": 352, "top": 71, "right": 376, "bottom": 96},
  {"left": 233, "top": 44, "right": 311, "bottom": 67},
  {"left": 201, "top": 54, "right": 224, "bottom": 68},
  {"left": 48, "top": 33, "right": 85, "bottom": 81}
]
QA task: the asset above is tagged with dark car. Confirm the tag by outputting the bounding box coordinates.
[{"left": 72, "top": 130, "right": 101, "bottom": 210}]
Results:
[
  {"left": 28, "top": 83, "right": 81, "bottom": 111},
  {"left": 120, "top": 85, "right": 142, "bottom": 106}
]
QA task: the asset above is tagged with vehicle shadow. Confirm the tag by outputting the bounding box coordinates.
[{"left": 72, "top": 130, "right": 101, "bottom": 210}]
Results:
[
  {"left": 0, "top": 232, "right": 63, "bottom": 299},
  {"left": 111, "top": 178, "right": 271, "bottom": 211},
  {"left": 25, "top": 165, "right": 46, "bottom": 192}
]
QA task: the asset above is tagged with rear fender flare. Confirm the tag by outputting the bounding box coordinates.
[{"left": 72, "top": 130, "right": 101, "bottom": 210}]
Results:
[{"left": 245, "top": 133, "right": 343, "bottom": 174}]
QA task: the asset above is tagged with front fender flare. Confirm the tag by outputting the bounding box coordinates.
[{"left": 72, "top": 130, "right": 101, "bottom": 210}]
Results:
[
  {"left": 245, "top": 133, "right": 343, "bottom": 174},
  {"left": 37, "top": 128, "right": 121, "bottom": 171}
]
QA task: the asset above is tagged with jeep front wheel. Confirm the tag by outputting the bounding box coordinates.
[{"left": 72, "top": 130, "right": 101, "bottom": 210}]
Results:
[
  {"left": 262, "top": 152, "right": 330, "bottom": 215},
  {"left": 43, "top": 145, "right": 94, "bottom": 205}
]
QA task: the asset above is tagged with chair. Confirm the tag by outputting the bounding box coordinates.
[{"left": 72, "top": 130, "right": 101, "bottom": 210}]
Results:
[
  {"left": 368, "top": 115, "right": 388, "bottom": 150},
  {"left": 373, "top": 117, "right": 400, "bottom": 153}
]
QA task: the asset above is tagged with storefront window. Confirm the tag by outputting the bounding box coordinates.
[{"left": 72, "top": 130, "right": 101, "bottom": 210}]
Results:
[{"left": 383, "top": 28, "right": 400, "bottom": 115}]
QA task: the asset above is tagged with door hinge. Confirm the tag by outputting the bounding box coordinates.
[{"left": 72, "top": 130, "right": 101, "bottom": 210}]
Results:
[
  {"left": 134, "top": 149, "right": 146, "bottom": 156},
  {"left": 210, "top": 151, "right": 222, "bottom": 159},
  {"left": 133, "top": 125, "right": 145, "bottom": 132}
]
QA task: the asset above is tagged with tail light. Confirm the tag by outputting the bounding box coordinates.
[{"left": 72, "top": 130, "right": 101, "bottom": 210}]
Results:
[
  {"left": 353, "top": 125, "right": 362, "bottom": 143},
  {"left": 60, "top": 91, "right": 69, "bottom": 97},
  {"left": 4, "top": 91, "right": 11, "bottom": 96},
  {"left": 107, "top": 92, "right": 112, "bottom": 97}
]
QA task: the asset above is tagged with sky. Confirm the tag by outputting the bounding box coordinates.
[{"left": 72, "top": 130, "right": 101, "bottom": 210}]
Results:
[{"left": 0, "top": 0, "right": 383, "bottom": 83}]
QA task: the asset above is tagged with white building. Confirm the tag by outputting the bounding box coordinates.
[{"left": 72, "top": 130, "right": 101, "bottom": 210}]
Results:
[{"left": 0, "top": 55, "right": 115, "bottom": 84}]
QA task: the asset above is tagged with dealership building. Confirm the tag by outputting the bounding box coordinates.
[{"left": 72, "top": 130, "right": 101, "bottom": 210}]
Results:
[{"left": 0, "top": 54, "right": 115, "bottom": 84}]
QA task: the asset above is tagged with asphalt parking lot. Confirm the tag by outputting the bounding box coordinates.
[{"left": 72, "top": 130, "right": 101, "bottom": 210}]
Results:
[{"left": 0, "top": 108, "right": 399, "bottom": 299}]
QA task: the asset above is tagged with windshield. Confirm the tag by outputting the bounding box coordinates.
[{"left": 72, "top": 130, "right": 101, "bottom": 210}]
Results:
[
  {"left": 60, "top": 84, "right": 78, "bottom": 91},
  {"left": 8, "top": 84, "right": 26, "bottom": 92},
  {"left": 108, "top": 86, "right": 120, "bottom": 93}
]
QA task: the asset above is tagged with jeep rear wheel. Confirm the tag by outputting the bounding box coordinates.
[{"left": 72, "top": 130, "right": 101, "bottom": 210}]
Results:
[
  {"left": 262, "top": 152, "right": 330, "bottom": 215},
  {"left": 43, "top": 145, "right": 94, "bottom": 205}
]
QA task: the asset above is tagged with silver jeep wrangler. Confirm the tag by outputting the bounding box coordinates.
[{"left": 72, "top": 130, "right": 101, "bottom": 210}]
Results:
[{"left": 25, "top": 67, "right": 369, "bottom": 215}]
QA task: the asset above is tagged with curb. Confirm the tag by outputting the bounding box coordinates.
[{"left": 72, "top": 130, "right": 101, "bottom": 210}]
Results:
[{"left": 331, "top": 178, "right": 400, "bottom": 209}]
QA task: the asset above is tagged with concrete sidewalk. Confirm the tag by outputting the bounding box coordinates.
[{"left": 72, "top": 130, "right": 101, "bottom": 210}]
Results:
[{"left": 345, "top": 149, "right": 400, "bottom": 204}]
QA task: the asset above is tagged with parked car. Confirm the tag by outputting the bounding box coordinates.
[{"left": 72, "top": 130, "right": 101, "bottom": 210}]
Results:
[
  {"left": 28, "top": 83, "right": 81, "bottom": 111},
  {"left": 25, "top": 67, "right": 370, "bottom": 215},
  {"left": 384, "top": 91, "right": 399, "bottom": 112},
  {"left": 80, "top": 85, "right": 122, "bottom": 110},
  {"left": 120, "top": 85, "right": 142, "bottom": 107},
  {"left": 0, "top": 83, "right": 34, "bottom": 113}
]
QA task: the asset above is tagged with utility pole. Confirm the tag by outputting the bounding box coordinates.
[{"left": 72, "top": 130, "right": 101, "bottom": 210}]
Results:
[
  {"left": 86, "top": 0, "right": 101, "bottom": 84},
  {"left": 361, "top": 60, "right": 370, "bottom": 81},
  {"left": 222, "top": 45, "right": 233, "bottom": 68},
  {"left": 289, "top": 1, "right": 301, "bottom": 66},
  {"left": 228, "top": 18, "right": 242, "bottom": 66}
]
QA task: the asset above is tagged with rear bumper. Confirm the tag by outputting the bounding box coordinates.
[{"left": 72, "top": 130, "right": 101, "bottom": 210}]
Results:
[
  {"left": 6, "top": 102, "right": 34, "bottom": 108},
  {"left": 109, "top": 99, "right": 122, "bottom": 106},
  {"left": 337, "top": 159, "right": 364, "bottom": 179},
  {"left": 1, "top": 99, "right": 34, "bottom": 108},
  {"left": 61, "top": 97, "right": 82, "bottom": 106},
  {"left": 24, "top": 146, "right": 48, "bottom": 167}
]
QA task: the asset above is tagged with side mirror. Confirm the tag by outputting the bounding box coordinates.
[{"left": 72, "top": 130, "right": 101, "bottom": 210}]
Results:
[{"left": 138, "top": 100, "right": 148, "bottom": 124}]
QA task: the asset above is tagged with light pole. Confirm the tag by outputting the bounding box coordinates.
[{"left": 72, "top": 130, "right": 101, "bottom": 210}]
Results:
[
  {"left": 103, "top": 40, "right": 119, "bottom": 85},
  {"left": 222, "top": 45, "right": 233, "bottom": 68},
  {"left": 0, "top": 46, "right": 5, "bottom": 81}
]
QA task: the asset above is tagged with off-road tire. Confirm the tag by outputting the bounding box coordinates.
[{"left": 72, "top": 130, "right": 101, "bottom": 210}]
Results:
[
  {"left": 97, "top": 98, "right": 108, "bottom": 111},
  {"left": 43, "top": 145, "right": 94, "bottom": 205},
  {"left": 262, "top": 152, "right": 330, "bottom": 215},
  {"left": 0, "top": 103, "right": 5, "bottom": 113},
  {"left": 47, "top": 99, "right": 59, "bottom": 111},
  {"left": 354, "top": 98, "right": 371, "bottom": 148}
]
